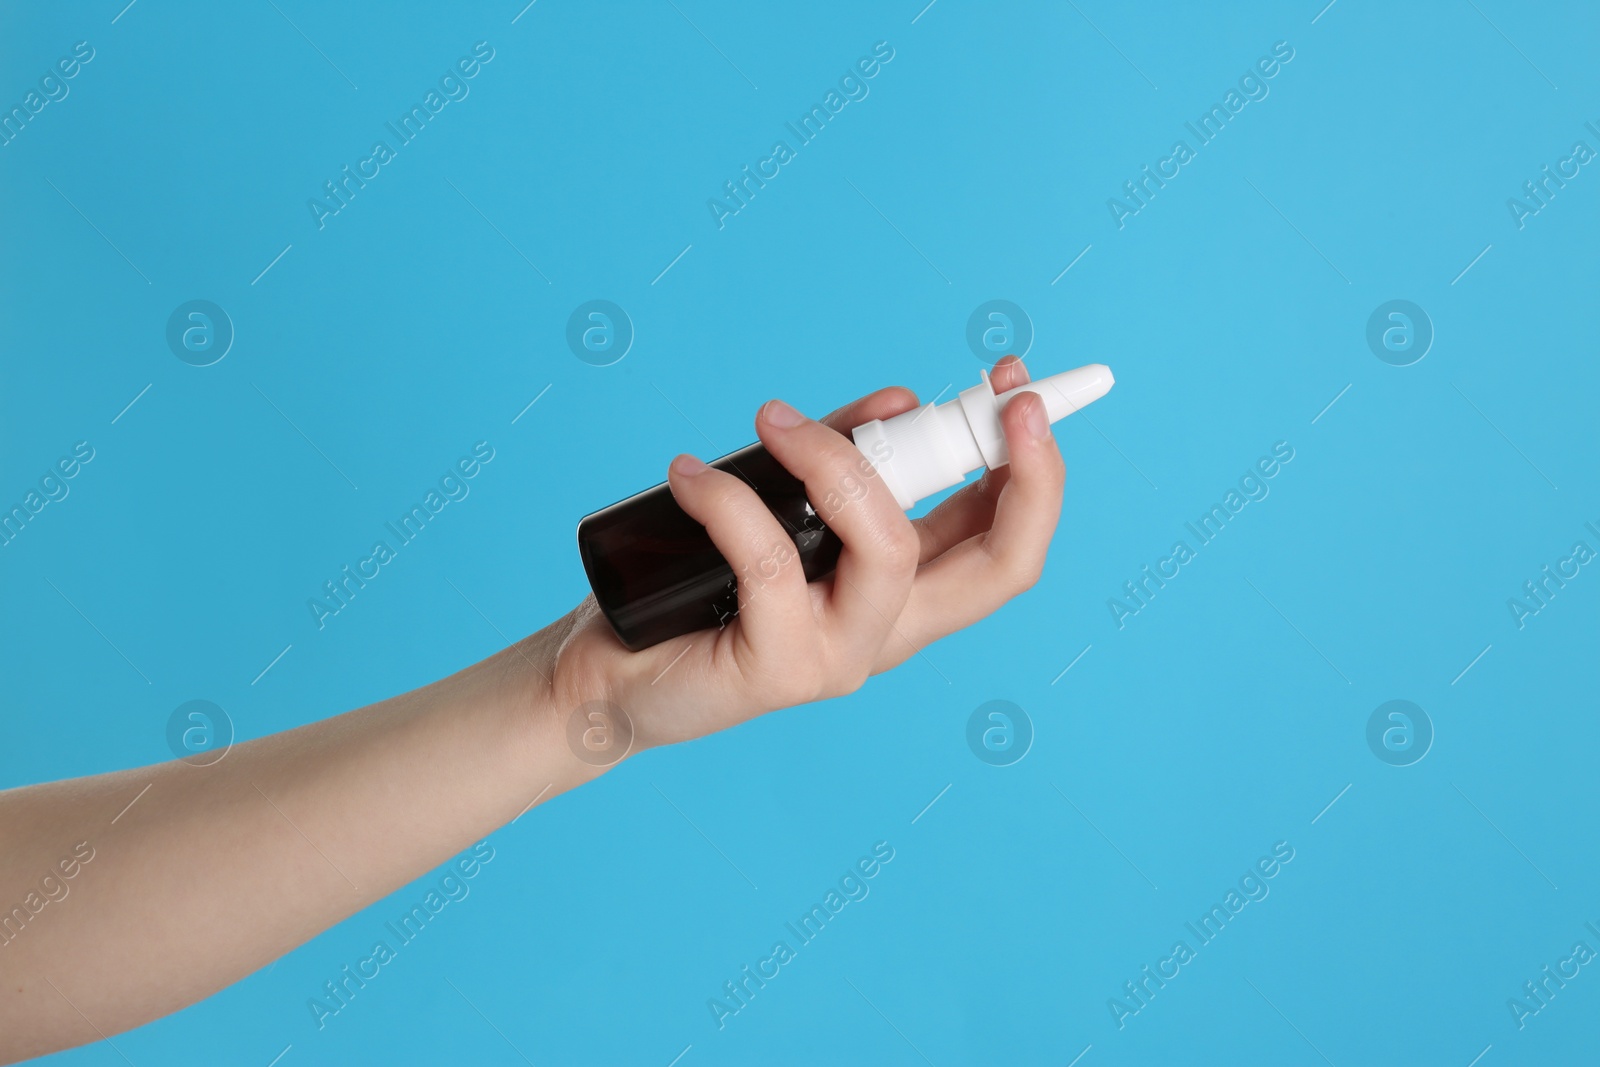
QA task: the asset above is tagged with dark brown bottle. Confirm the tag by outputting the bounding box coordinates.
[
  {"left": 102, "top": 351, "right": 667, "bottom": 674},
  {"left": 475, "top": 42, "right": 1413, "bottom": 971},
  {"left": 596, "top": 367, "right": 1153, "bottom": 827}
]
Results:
[{"left": 577, "top": 441, "right": 843, "bottom": 651}]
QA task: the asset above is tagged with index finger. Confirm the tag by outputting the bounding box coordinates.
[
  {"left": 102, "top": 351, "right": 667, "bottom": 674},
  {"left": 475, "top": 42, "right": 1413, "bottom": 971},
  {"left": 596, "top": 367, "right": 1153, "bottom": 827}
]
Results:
[{"left": 819, "top": 385, "right": 919, "bottom": 435}]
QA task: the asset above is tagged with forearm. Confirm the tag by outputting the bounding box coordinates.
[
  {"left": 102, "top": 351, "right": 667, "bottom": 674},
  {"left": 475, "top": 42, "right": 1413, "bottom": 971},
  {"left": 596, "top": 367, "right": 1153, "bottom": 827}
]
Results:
[{"left": 0, "top": 625, "right": 580, "bottom": 1063}]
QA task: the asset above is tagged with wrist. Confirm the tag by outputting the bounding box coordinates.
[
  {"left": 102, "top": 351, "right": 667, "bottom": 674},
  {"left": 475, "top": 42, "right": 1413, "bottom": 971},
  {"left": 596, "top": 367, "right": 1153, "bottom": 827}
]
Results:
[{"left": 485, "top": 608, "right": 632, "bottom": 813}]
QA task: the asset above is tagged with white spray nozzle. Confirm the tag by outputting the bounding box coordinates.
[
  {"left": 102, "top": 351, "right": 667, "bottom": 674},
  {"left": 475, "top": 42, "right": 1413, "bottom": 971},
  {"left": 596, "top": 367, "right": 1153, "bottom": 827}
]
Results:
[{"left": 850, "top": 363, "right": 1114, "bottom": 509}]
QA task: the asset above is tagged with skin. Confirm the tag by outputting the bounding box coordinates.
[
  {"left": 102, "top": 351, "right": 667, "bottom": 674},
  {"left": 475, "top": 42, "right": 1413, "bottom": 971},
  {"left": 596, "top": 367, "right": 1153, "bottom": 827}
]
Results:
[{"left": 0, "top": 355, "right": 1065, "bottom": 1062}]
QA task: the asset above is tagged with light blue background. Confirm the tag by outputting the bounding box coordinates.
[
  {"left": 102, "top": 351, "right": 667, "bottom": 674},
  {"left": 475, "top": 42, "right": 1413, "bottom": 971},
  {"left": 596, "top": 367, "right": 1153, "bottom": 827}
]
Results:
[{"left": 3, "top": 1, "right": 1597, "bottom": 1064}]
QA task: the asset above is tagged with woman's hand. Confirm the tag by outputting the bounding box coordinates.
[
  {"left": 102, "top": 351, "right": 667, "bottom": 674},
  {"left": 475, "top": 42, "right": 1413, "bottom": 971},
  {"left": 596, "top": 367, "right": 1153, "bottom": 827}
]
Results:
[
  {"left": 535, "top": 355, "right": 1066, "bottom": 756},
  {"left": 0, "top": 354, "right": 1064, "bottom": 1062}
]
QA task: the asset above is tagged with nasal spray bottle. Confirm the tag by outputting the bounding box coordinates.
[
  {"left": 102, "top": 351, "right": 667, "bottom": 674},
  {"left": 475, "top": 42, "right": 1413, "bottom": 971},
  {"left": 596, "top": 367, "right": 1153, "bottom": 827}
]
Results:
[{"left": 577, "top": 363, "right": 1115, "bottom": 651}]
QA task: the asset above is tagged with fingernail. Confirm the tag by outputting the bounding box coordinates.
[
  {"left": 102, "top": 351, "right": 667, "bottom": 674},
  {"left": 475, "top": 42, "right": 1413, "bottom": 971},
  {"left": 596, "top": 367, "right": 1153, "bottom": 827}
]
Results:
[
  {"left": 762, "top": 398, "right": 805, "bottom": 429},
  {"left": 1022, "top": 393, "right": 1050, "bottom": 440},
  {"left": 671, "top": 453, "right": 709, "bottom": 476}
]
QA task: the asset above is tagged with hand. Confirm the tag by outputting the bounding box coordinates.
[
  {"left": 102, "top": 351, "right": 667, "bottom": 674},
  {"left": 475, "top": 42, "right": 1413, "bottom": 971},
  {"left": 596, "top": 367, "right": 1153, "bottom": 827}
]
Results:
[
  {"left": 0, "top": 357, "right": 1066, "bottom": 1061},
  {"left": 530, "top": 355, "right": 1066, "bottom": 757}
]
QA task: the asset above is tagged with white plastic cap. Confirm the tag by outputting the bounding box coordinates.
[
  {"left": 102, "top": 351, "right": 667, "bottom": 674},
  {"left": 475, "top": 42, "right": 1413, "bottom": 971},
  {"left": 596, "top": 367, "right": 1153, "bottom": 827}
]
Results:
[{"left": 850, "top": 363, "right": 1114, "bottom": 509}]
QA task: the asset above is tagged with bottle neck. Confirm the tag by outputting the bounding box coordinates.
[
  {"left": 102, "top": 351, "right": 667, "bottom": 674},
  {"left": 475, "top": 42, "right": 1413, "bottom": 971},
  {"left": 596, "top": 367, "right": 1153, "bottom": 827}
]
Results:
[{"left": 851, "top": 395, "right": 986, "bottom": 510}]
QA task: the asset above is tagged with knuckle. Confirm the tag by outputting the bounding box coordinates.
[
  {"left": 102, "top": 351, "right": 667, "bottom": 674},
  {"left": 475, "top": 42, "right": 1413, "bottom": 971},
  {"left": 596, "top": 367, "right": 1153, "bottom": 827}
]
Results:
[
  {"left": 987, "top": 543, "right": 1044, "bottom": 595},
  {"left": 1009, "top": 554, "right": 1045, "bottom": 593},
  {"left": 819, "top": 654, "right": 872, "bottom": 701},
  {"left": 812, "top": 449, "right": 872, "bottom": 519},
  {"left": 1042, "top": 443, "right": 1067, "bottom": 482},
  {"left": 714, "top": 474, "right": 754, "bottom": 510},
  {"left": 692, "top": 472, "right": 740, "bottom": 516},
  {"left": 1019, "top": 442, "right": 1063, "bottom": 484},
  {"left": 758, "top": 653, "right": 826, "bottom": 708},
  {"left": 877, "top": 520, "right": 922, "bottom": 572}
]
